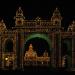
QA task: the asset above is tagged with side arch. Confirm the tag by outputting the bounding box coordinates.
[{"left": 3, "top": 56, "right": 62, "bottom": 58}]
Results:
[{"left": 63, "top": 39, "right": 72, "bottom": 68}]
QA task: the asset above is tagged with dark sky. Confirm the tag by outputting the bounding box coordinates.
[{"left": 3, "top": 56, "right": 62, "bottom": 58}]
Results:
[{"left": 0, "top": 0, "right": 75, "bottom": 29}]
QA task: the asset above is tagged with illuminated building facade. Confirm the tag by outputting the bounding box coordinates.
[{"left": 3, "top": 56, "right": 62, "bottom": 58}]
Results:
[{"left": 0, "top": 7, "right": 74, "bottom": 71}]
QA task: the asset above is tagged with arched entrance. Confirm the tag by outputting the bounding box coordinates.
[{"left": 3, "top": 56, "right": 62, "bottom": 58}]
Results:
[
  {"left": 22, "top": 34, "right": 52, "bottom": 69},
  {"left": 2, "top": 39, "right": 16, "bottom": 70},
  {"left": 61, "top": 38, "right": 72, "bottom": 69},
  {"left": 3, "top": 39, "right": 14, "bottom": 69}
]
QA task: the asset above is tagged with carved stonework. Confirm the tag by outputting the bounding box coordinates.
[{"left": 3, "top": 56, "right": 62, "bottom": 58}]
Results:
[
  {"left": 0, "top": 6, "right": 74, "bottom": 71},
  {"left": 24, "top": 44, "right": 50, "bottom": 66},
  {"left": 0, "top": 20, "right": 6, "bottom": 32}
]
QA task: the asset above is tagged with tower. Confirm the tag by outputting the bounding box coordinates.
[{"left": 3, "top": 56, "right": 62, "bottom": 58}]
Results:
[
  {"left": 14, "top": 7, "right": 25, "bottom": 26},
  {"left": 0, "top": 19, "right": 7, "bottom": 31},
  {"left": 51, "top": 8, "right": 62, "bottom": 26}
]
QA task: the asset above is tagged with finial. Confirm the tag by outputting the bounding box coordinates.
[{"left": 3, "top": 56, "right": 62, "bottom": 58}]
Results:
[
  {"left": 54, "top": 7, "right": 59, "bottom": 13},
  {"left": 17, "top": 6, "right": 23, "bottom": 14},
  {"left": 29, "top": 44, "right": 33, "bottom": 49},
  {"left": 55, "top": 7, "right": 58, "bottom": 10},
  {"left": 28, "top": 44, "right": 33, "bottom": 52},
  {"left": 52, "top": 7, "right": 61, "bottom": 19},
  {"left": 18, "top": 6, "right": 22, "bottom": 12},
  {"left": 29, "top": 44, "right": 33, "bottom": 47},
  {"left": 19, "top": 6, "right": 21, "bottom": 10}
]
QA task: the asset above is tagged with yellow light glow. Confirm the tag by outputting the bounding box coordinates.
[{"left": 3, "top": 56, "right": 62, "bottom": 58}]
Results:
[{"left": 5, "top": 57, "right": 8, "bottom": 61}]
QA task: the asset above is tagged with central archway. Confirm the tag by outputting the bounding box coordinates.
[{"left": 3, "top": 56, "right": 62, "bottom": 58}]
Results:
[
  {"left": 22, "top": 33, "right": 52, "bottom": 69},
  {"left": 23, "top": 34, "right": 51, "bottom": 52}
]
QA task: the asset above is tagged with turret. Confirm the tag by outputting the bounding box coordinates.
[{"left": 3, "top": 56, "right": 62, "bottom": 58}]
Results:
[
  {"left": 0, "top": 19, "right": 7, "bottom": 31},
  {"left": 14, "top": 7, "right": 25, "bottom": 26},
  {"left": 51, "top": 8, "right": 62, "bottom": 26}
]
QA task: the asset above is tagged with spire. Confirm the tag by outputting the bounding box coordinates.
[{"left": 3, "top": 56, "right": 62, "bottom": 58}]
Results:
[
  {"left": 51, "top": 7, "right": 62, "bottom": 20},
  {"left": 14, "top": 6, "right": 25, "bottom": 26},
  {"left": 16, "top": 6, "right": 23, "bottom": 16},
  {"left": 53, "top": 7, "right": 61, "bottom": 16},
  {"left": 51, "top": 7, "right": 62, "bottom": 26}
]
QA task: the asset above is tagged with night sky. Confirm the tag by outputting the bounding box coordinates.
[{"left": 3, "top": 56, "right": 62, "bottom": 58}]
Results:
[{"left": 0, "top": 0, "right": 75, "bottom": 29}]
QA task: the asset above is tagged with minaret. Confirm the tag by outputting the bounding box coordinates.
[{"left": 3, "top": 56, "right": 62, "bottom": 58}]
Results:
[
  {"left": 51, "top": 7, "right": 62, "bottom": 26},
  {"left": 14, "top": 7, "right": 25, "bottom": 26}
]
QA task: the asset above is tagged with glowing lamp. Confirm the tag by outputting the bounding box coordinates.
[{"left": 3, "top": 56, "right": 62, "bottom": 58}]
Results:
[{"left": 5, "top": 57, "right": 8, "bottom": 61}]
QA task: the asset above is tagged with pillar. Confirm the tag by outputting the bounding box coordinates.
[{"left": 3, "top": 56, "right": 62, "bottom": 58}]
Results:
[
  {"left": 51, "top": 33, "right": 56, "bottom": 68},
  {"left": 72, "top": 32, "right": 75, "bottom": 68},
  {"left": 58, "top": 32, "right": 62, "bottom": 68},
  {"left": 20, "top": 31, "right": 25, "bottom": 70}
]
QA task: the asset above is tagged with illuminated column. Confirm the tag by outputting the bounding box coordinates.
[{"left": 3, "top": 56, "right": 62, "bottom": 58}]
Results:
[
  {"left": 54, "top": 33, "right": 58, "bottom": 68},
  {"left": 20, "top": 31, "right": 24, "bottom": 69},
  {"left": 72, "top": 32, "right": 75, "bottom": 68},
  {"left": 51, "top": 33, "right": 56, "bottom": 68},
  {"left": 16, "top": 31, "right": 19, "bottom": 69},
  {"left": 54, "top": 32, "right": 62, "bottom": 68},
  {"left": 13, "top": 35, "right": 17, "bottom": 70},
  {"left": 58, "top": 32, "right": 62, "bottom": 68}
]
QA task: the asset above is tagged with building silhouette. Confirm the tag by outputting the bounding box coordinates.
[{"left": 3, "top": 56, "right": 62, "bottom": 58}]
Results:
[{"left": 0, "top": 7, "right": 74, "bottom": 71}]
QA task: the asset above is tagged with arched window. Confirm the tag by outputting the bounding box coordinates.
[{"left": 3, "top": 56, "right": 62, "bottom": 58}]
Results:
[{"left": 5, "top": 39, "right": 13, "bottom": 52}]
